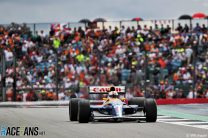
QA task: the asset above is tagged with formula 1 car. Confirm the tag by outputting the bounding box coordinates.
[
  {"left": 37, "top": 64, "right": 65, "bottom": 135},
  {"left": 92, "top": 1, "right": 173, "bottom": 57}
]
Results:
[{"left": 69, "top": 86, "right": 157, "bottom": 123}]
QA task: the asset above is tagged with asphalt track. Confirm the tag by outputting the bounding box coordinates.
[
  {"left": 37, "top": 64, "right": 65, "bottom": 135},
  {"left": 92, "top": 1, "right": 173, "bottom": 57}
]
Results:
[{"left": 0, "top": 104, "right": 208, "bottom": 138}]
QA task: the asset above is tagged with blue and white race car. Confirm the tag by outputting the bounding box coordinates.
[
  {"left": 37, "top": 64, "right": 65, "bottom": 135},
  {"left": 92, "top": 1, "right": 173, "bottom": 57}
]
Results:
[{"left": 69, "top": 86, "right": 157, "bottom": 123}]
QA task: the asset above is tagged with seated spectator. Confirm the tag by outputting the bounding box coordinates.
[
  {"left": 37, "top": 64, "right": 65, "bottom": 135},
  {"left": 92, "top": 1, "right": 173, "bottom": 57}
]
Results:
[
  {"left": 26, "top": 91, "right": 38, "bottom": 101},
  {"left": 193, "top": 23, "right": 201, "bottom": 33}
]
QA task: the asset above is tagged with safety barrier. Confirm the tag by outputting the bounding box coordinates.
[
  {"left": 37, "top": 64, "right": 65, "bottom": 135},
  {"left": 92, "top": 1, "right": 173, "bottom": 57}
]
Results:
[
  {"left": 156, "top": 98, "right": 208, "bottom": 105},
  {"left": 0, "top": 98, "right": 208, "bottom": 107}
]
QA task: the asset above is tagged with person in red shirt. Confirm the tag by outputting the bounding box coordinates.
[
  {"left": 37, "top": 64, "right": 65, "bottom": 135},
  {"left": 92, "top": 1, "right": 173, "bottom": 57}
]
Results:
[{"left": 26, "top": 90, "right": 38, "bottom": 101}]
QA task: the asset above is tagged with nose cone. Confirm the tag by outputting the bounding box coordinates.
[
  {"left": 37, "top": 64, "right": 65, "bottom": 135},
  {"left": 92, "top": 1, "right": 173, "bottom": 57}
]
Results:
[{"left": 112, "top": 104, "right": 123, "bottom": 117}]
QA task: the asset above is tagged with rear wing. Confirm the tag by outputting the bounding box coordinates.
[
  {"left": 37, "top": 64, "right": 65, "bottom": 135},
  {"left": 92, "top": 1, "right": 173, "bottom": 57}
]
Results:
[{"left": 89, "top": 86, "right": 126, "bottom": 94}]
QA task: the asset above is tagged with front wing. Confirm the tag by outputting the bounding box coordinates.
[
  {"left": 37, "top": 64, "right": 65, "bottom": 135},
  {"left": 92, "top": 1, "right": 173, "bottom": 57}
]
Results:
[{"left": 90, "top": 105, "right": 145, "bottom": 121}]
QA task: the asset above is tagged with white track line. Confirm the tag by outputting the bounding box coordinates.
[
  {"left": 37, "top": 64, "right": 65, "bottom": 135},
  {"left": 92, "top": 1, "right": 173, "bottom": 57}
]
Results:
[
  {"left": 157, "top": 118, "right": 190, "bottom": 121},
  {"left": 158, "top": 115, "right": 208, "bottom": 130}
]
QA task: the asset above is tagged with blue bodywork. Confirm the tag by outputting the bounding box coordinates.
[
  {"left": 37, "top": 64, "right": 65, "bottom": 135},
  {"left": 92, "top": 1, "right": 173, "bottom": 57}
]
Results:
[{"left": 90, "top": 99, "right": 139, "bottom": 118}]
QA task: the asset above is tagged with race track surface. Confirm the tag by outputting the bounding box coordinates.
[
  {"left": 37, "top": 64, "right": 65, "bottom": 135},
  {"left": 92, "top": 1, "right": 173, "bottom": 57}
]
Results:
[{"left": 0, "top": 104, "right": 207, "bottom": 138}]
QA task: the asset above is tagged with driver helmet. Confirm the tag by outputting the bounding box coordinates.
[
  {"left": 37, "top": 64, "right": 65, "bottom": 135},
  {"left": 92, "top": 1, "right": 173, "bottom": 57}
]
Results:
[{"left": 108, "top": 87, "right": 118, "bottom": 98}]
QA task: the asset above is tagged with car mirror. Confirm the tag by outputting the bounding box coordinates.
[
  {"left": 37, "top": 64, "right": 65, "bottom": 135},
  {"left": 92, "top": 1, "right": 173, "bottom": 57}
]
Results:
[
  {"left": 121, "top": 98, "right": 126, "bottom": 101},
  {"left": 102, "top": 98, "right": 107, "bottom": 100}
]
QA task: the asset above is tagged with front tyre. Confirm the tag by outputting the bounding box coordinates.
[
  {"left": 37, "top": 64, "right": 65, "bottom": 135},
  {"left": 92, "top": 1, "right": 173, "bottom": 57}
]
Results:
[
  {"left": 78, "top": 100, "right": 91, "bottom": 123},
  {"left": 69, "top": 98, "right": 81, "bottom": 121},
  {"left": 145, "top": 98, "right": 157, "bottom": 122}
]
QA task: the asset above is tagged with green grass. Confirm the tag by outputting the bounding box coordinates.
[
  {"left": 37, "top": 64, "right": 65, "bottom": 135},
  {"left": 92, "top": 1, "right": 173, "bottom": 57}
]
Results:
[{"left": 158, "top": 107, "right": 208, "bottom": 122}]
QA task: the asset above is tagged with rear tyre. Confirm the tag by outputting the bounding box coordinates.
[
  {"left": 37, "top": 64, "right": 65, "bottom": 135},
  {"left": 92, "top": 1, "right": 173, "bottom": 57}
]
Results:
[
  {"left": 69, "top": 98, "right": 80, "bottom": 121},
  {"left": 78, "top": 100, "right": 91, "bottom": 123},
  {"left": 145, "top": 98, "right": 157, "bottom": 122},
  {"left": 128, "top": 97, "right": 145, "bottom": 112}
]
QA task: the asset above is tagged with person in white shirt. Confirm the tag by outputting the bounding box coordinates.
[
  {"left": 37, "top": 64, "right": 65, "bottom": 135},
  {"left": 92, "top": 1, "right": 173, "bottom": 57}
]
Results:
[
  {"left": 4, "top": 49, "right": 13, "bottom": 61},
  {"left": 39, "top": 30, "right": 46, "bottom": 38},
  {"left": 187, "top": 90, "right": 197, "bottom": 99},
  {"left": 185, "top": 46, "right": 193, "bottom": 65},
  {"left": 182, "top": 71, "right": 191, "bottom": 84}
]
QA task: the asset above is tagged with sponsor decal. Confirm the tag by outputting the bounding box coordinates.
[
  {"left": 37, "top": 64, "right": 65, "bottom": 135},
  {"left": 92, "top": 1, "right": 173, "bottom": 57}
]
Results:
[{"left": 89, "top": 86, "right": 125, "bottom": 93}]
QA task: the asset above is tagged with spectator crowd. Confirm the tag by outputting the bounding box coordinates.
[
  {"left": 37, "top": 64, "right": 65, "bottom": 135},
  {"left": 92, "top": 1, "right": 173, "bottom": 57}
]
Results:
[{"left": 0, "top": 21, "right": 208, "bottom": 101}]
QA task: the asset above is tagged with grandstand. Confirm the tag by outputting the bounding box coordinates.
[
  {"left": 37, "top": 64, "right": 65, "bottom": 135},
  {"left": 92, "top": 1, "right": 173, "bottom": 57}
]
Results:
[{"left": 0, "top": 19, "right": 208, "bottom": 101}]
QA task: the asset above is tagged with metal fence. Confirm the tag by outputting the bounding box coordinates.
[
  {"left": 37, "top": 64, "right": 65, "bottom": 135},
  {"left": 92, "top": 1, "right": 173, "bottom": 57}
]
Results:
[{"left": 18, "top": 19, "right": 208, "bottom": 34}]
